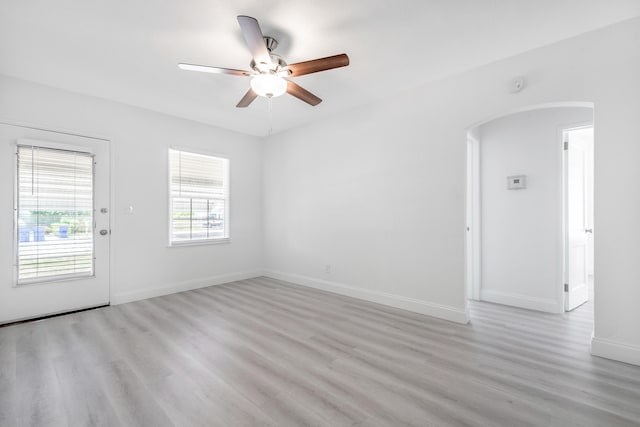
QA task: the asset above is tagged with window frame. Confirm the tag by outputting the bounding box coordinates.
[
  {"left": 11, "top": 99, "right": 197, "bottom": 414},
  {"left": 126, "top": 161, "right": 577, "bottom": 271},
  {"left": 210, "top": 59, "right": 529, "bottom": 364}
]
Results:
[{"left": 167, "top": 147, "right": 230, "bottom": 247}]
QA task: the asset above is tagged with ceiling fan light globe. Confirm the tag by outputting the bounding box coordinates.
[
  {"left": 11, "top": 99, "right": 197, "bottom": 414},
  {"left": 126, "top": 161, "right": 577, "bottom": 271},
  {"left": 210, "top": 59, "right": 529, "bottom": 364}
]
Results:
[{"left": 250, "top": 74, "right": 287, "bottom": 98}]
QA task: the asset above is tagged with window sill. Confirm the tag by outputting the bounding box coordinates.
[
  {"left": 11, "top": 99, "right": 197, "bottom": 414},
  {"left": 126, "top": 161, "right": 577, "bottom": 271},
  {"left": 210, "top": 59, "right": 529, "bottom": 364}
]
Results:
[{"left": 168, "top": 237, "right": 231, "bottom": 248}]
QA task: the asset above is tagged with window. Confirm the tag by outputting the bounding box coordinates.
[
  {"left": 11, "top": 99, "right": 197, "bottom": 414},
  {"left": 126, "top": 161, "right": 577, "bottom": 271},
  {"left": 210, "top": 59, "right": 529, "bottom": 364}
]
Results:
[
  {"left": 16, "top": 145, "right": 94, "bottom": 283},
  {"left": 169, "top": 149, "right": 229, "bottom": 244}
]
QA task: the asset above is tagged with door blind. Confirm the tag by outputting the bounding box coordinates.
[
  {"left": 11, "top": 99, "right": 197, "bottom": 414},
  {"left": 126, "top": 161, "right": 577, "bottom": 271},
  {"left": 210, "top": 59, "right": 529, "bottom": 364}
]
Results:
[{"left": 16, "top": 145, "right": 94, "bottom": 282}]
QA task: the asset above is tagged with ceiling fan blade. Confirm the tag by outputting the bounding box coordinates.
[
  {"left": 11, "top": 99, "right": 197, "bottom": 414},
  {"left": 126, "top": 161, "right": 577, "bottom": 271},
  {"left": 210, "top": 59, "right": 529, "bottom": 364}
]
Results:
[
  {"left": 236, "top": 88, "right": 258, "bottom": 108},
  {"left": 178, "top": 63, "right": 252, "bottom": 76},
  {"left": 285, "top": 54, "right": 349, "bottom": 77},
  {"left": 286, "top": 81, "right": 322, "bottom": 106},
  {"left": 237, "top": 15, "right": 272, "bottom": 69}
]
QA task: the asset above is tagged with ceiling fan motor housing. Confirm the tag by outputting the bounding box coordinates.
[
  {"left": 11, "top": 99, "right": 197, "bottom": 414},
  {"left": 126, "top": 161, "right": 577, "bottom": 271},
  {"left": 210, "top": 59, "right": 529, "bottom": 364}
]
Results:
[
  {"left": 250, "top": 55, "right": 287, "bottom": 74},
  {"left": 250, "top": 37, "right": 288, "bottom": 74}
]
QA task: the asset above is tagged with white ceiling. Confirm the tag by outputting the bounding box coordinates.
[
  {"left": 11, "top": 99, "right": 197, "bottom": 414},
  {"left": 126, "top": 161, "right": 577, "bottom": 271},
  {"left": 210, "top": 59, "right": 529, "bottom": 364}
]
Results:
[{"left": 1, "top": 1, "right": 639, "bottom": 137}]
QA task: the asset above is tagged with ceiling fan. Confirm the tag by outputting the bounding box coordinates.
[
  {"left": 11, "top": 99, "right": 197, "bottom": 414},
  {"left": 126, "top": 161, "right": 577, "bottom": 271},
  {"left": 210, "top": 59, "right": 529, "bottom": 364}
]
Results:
[{"left": 178, "top": 15, "right": 349, "bottom": 108}]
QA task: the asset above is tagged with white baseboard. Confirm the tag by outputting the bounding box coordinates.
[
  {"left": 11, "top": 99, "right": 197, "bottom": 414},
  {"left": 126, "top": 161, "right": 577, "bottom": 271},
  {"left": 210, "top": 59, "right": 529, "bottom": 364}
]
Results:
[
  {"left": 591, "top": 335, "right": 640, "bottom": 367},
  {"left": 263, "top": 270, "right": 469, "bottom": 324},
  {"left": 110, "top": 270, "right": 263, "bottom": 305},
  {"left": 480, "top": 289, "right": 563, "bottom": 313}
]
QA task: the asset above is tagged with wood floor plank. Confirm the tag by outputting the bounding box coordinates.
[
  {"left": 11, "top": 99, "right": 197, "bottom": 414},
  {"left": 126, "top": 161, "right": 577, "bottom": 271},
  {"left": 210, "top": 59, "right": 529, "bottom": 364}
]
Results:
[
  {"left": 0, "top": 326, "right": 17, "bottom": 426},
  {"left": 96, "top": 359, "right": 175, "bottom": 427},
  {"left": 14, "top": 322, "right": 68, "bottom": 427},
  {"left": 2, "top": 276, "right": 640, "bottom": 426}
]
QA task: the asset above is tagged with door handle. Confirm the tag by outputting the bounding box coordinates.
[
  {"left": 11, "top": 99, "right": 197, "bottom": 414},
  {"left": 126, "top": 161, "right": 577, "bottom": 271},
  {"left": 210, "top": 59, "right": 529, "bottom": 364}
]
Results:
[
  {"left": 585, "top": 228, "right": 593, "bottom": 233},
  {"left": 99, "top": 229, "right": 109, "bottom": 236}
]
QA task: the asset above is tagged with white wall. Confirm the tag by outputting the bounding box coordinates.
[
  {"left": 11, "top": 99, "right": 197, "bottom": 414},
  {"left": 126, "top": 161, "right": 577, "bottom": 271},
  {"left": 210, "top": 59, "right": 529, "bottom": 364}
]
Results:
[
  {"left": 0, "top": 75, "right": 264, "bottom": 312},
  {"left": 263, "top": 102, "right": 470, "bottom": 323},
  {"left": 263, "top": 18, "right": 640, "bottom": 365},
  {"left": 477, "top": 107, "right": 592, "bottom": 313}
]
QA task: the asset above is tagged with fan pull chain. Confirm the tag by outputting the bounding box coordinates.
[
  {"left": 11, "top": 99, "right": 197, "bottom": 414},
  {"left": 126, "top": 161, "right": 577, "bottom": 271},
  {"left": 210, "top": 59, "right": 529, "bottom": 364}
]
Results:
[{"left": 268, "top": 97, "right": 273, "bottom": 136}]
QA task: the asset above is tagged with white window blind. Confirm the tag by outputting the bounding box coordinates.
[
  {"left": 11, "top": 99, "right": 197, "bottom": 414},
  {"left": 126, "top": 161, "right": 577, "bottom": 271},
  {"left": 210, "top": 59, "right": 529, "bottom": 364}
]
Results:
[
  {"left": 169, "top": 149, "right": 229, "bottom": 244},
  {"left": 16, "top": 145, "right": 94, "bottom": 283}
]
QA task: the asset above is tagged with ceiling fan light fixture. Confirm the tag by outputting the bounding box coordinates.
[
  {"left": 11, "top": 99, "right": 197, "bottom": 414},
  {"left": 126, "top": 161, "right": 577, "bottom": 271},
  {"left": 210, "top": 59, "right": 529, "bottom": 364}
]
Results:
[{"left": 250, "top": 74, "right": 287, "bottom": 98}]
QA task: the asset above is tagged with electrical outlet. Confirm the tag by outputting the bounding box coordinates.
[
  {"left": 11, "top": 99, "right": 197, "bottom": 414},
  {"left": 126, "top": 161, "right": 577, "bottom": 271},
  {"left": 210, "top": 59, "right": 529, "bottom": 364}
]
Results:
[{"left": 324, "top": 265, "right": 331, "bottom": 274}]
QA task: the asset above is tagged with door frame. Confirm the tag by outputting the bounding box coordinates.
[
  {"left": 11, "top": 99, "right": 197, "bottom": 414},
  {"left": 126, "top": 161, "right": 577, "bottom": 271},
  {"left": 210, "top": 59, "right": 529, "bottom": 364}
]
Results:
[
  {"left": 464, "top": 105, "right": 594, "bottom": 313},
  {"left": 561, "top": 122, "right": 594, "bottom": 311},
  {"left": 0, "top": 118, "right": 113, "bottom": 322},
  {"left": 465, "top": 135, "right": 481, "bottom": 301}
]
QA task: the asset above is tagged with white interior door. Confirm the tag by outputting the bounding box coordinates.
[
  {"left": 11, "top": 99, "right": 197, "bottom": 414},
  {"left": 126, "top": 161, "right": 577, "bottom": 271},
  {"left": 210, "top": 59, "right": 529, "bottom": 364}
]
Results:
[
  {"left": 0, "top": 123, "right": 110, "bottom": 323},
  {"left": 466, "top": 137, "right": 481, "bottom": 301},
  {"left": 564, "top": 129, "right": 590, "bottom": 311}
]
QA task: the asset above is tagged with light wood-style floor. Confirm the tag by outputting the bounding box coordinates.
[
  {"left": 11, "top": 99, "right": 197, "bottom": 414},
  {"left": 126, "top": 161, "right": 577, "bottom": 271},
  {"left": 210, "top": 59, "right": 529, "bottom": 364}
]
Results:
[{"left": 1, "top": 277, "right": 640, "bottom": 427}]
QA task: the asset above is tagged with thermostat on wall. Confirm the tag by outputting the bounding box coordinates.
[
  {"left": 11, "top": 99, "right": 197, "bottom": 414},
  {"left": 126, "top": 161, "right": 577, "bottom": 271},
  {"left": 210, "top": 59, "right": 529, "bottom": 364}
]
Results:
[{"left": 507, "top": 175, "right": 526, "bottom": 190}]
